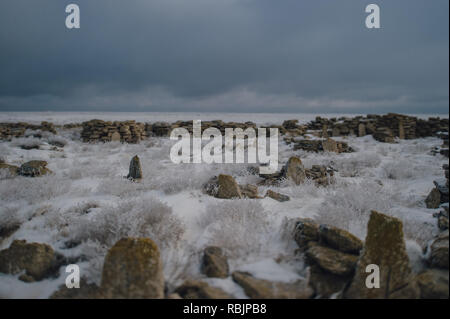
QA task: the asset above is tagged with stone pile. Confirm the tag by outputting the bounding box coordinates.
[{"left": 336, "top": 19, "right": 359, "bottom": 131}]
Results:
[
  {"left": 81, "top": 120, "right": 147, "bottom": 143},
  {"left": 259, "top": 156, "right": 334, "bottom": 186},
  {"left": 293, "top": 219, "right": 363, "bottom": 298},
  {"left": 0, "top": 121, "right": 56, "bottom": 140},
  {"left": 293, "top": 138, "right": 352, "bottom": 153}
]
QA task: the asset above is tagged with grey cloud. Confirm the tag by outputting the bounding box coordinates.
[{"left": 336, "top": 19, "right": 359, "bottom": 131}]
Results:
[{"left": 0, "top": 0, "right": 448, "bottom": 113}]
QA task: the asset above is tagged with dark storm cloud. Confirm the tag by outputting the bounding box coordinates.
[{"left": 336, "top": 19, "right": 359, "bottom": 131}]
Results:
[{"left": 0, "top": 0, "right": 448, "bottom": 113}]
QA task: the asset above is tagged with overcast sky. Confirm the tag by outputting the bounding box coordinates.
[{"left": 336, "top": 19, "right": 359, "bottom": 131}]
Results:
[{"left": 0, "top": 0, "right": 448, "bottom": 113}]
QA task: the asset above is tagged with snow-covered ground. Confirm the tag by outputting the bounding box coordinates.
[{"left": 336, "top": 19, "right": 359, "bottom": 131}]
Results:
[
  {"left": 0, "top": 112, "right": 447, "bottom": 126},
  {"left": 0, "top": 114, "right": 447, "bottom": 298}
]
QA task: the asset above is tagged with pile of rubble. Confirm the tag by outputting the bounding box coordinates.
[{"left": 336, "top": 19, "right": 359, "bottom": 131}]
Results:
[
  {"left": 292, "top": 138, "right": 353, "bottom": 153},
  {"left": 0, "top": 122, "right": 57, "bottom": 140},
  {"left": 294, "top": 210, "right": 449, "bottom": 298},
  {"left": 81, "top": 120, "right": 147, "bottom": 143}
]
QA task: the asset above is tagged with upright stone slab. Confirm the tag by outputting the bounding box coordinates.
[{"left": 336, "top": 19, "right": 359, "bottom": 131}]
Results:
[
  {"left": 322, "top": 138, "right": 339, "bottom": 153},
  {"left": 358, "top": 123, "right": 366, "bottom": 137},
  {"left": 101, "top": 238, "right": 164, "bottom": 298},
  {"left": 283, "top": 157, "right": 306, "bottom": 185},
  {"left": 127, "top": 155, "right": 142, "bottom": 180},
  {"left": 217, "top": 174, "right": 242, "bottom": 199},
  {"left": 344, "top": 211, "right": 419, "bottom": 299}
]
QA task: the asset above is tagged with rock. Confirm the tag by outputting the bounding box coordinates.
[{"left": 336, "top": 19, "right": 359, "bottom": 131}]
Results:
[
  {"left": 175, "top": 280, "right": 233, "bottom": 299},
  {"left": 305, "top": 242, "right": 358, "bottom": 276},
  {"left": 322, "top": 138, "right": 339, "bottom": 153},
  {"left": 438, "top": 209, "right": 449, "bottom": 231},
  {"left": 18, "top": 273, "right": 36, "bottom": 283},
  {"left": 344, "top": 211, "right": 419, "bottom": 299},
  {"left": 18, "top": 160, "right": 51, "bottom": 177},
  {"left": 127, "top": 155, "right": 142, "bottom": 180},
  {"left": 427, "top": 230, "right": 449, "bottom": 269},
  {"left": 111, "top": 132, "right": 121, "bottom": 142},
  {"left": 0, "top": 224, "right": 20, "bottom": 242},
  {"left": 51, "top": 278, "right": 101, "bottom": 299},
  {"left": 201, "top": 246, "right": 229, "bottom": 278},
  {"left": 231, "top": 271, "right": 314, "bottom": 299},
  {"left": 0, "top": 163, "right": 19, "bottom": 176},
  {"left": 434, "top": 180, "right": 449, "bottom": 203},
  {"left": 265, "top": 190, "right": 290, "bottom": 202},
  {"left": 282, "top": 157, "right": 306, "bottom": 185},
  {"left": 307, "top": 264, "right": 350, "bottom": 298},
  {"left": 415, "top": 269, "right": 449, "bottom": 299},
  {"left": 318, "top": 224, "right": 363, "bottom": 255},
  {"left": 294, "top": 219, "right": 320, "bottom": 250},
  {"left": 100, "top": 238, "right": 164, "bottom": 298},
  {"left": 216, "top": 174, "right": 242, "bottom": 199},
  {"left": 426, "top": 188, "right": 441, "bottom": 209},
  {"left": 358, "top": 123, "right": 366, "bottom": 137},
  {"left": 203, "top": 176, "right": 219, "bottom": 196},
  {"left": 239, "top": 184, "right": 260, "bottom": 199},
  {"left": 0, "top": 240, "right": 60, "bottom": 280}
]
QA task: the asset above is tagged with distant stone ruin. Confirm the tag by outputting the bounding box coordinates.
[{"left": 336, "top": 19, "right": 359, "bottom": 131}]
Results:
[{"left": 0, "top": 122, "right": 56, "bottom": 140}]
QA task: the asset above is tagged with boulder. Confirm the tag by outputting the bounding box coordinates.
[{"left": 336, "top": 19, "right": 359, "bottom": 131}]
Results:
[
  {"left": 231, "top": 271, "right": 313, "bottom": 299},
  {"left": 294, "top": 219, "right": 320, "bottom": 250},
  {"left": 344, "top": 211, "right": 419, "bottom": 299},
  {"left": 318, "top": 224, "right": 363, "bottom": 255},
  {"left": 358, "top": 123, "right": 366, "bottom": 137},
  {"left": 307, "top": 264, "right": 350, "bottom": 298},
  {"left": 427, "top": 230, "right": 449, "bottom": 269},
  {"left": 415, "top": 269, "right": 449, "bottom": 299},
  {"left": 216, "top": 174, "right": 242, "bottom": 199},
  {"left": 265, "top": 190, "right": 290, "bottom": 202},
  {"left": 203, "top": 176, "right": 219, "bottom": 196},
  {"left": 437, "top": 208, "right": 449, "bottom": 231},
  {"left": 201, "top": 246, "right": 229, "bottom": 278},
  {"left": 101, "top": 238, "right": 164, "bottom": 298},
  {"left": 322, "top": 138, "right": 339, "bottom": 153},
  {"left": 51, "top": 278, "right": 101, "bottom": 299},
  {"left": 239, "top": 184, "right": 260, "bottom": 199},
  {"left": 127, "top": 155, "right": 142, "bottom": 180},
  {"left": 0, "top": 240, "right": 61, "bottom": 281},
  {"left": 175, "top": 280, "right": 233, "bottom": 299},
  {"left": 18, "top": 160, "right": 51, "bottom": 177},
  {"left": 305, "top": 242, "right": 358, "bottom": 277},
  {"left": 425, "top": 188, "right": 441, "bottom": 209},
  {"left": 282, "top": 157, "right": 306, "bottom": 185},
  {"left": 111, "top": 132, "right": 121, "bottom": 142},
  {"left": 0, "top": 163, "right": 19, "bottom": 176}
]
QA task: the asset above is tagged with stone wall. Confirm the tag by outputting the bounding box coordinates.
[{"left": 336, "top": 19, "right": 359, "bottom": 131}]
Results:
[
  {"left": 305, "top": 113, "right": 449, "bottom": 143},
  {"left": 0, "top": 122, "right": 57, "bottom": 140},
  {"left": 81, "top": 120, "right": 146, "bottom": 143}
]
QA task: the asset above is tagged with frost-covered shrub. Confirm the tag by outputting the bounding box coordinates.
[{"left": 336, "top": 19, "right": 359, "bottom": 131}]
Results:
[
  {"left": 315, "top": 180, "right": 393, "bottom": 238},
  {"left": 381, "top": 161, "right": 418, "bottom": 180},
  {"left": 69, "top": 196, "right": 184, "bottom": 249},
  {"left": 59, "top": 196, "right": 185, "bottom": 284},
  {"left": 0, "top": 176, "right": 71, "bottom": 205},
  {"left": 198, "top": 200, "right": 276, "bottom": 259},
  {"left": 335, "top": 152, "right": 381, "bottom": 177},
  {"left": 11, "top": 137, "right": 42, "bottom": 149}
]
